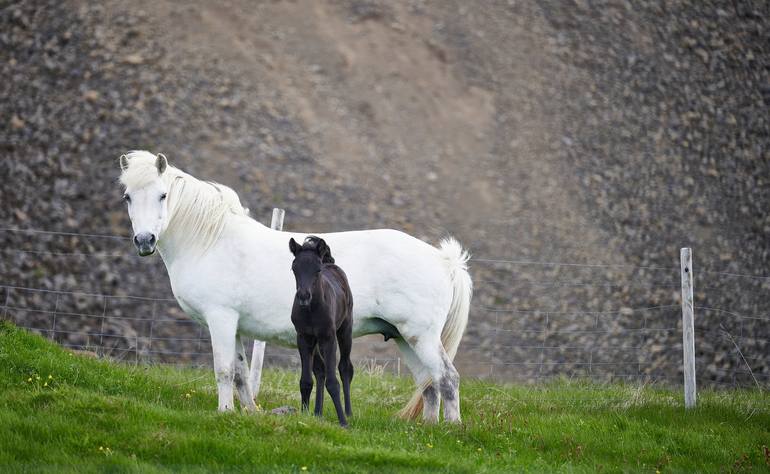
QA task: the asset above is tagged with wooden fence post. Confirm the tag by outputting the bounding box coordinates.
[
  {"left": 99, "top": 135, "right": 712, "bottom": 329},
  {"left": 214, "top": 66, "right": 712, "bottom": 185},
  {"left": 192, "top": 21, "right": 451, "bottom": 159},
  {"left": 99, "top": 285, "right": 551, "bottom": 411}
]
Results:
[
  {"left": 680, "top": 247, "right": 697, "bottom": 409},
  {"left": 248, "top": 208, "right": 285, "bottom": 399}
]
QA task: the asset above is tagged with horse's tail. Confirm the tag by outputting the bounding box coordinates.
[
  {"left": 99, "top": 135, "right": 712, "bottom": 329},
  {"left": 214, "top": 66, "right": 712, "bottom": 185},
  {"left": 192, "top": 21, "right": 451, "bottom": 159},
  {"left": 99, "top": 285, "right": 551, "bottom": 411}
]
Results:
[{"left": 398, "top": 237, "right": 472, "bottom": 420}]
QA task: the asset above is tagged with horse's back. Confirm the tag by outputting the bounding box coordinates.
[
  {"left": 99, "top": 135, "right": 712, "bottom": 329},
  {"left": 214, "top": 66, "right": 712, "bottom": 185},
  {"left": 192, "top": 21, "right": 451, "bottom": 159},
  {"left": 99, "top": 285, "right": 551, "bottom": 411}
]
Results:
[
  {"left": 319, "top": 229, "right": 454, "bottom": 334},
  {"left": 321, "top": 264, "right": 353, "bottom": 318}
]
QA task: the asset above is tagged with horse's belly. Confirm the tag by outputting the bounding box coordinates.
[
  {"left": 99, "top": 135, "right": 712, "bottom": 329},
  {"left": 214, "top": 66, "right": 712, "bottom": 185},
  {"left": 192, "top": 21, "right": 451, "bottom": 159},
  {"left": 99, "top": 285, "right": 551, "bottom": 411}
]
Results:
[
  {"left": 235, "top": 299, "right": 298, "bottom": 347},
  {"left": 237, "top": 320, "right": 297, "bottom": 347}
]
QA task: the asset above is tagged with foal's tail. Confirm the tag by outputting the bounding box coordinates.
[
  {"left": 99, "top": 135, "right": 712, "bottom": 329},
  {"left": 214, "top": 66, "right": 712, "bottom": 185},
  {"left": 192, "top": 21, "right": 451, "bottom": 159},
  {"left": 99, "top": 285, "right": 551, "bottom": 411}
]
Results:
[{"left": 398, "top": 237, "right": 472, "bottom": 420}]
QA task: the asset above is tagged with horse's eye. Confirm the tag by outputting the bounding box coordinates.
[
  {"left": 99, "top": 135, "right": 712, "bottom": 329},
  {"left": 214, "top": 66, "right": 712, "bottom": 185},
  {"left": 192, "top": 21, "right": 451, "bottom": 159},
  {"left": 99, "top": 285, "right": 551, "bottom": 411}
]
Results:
[
  {"left": 123, "top": 194, "right": 131, "bottom": 203},
  {"left": 160, "top": 193, "right": 167, "bottom": 201}
]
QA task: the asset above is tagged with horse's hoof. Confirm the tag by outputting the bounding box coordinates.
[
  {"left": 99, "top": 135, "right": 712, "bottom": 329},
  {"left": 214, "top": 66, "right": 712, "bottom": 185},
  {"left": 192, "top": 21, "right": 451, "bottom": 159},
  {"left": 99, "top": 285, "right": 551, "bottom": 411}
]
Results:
[{"left": 270, "top": 406, "right": 297, "bottom": 415}]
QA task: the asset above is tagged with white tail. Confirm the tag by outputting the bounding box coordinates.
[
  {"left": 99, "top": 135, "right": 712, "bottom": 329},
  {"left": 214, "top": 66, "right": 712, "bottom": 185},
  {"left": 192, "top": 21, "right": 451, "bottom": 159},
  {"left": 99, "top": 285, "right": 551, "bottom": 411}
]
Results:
[{"left": 398, "top": 237, "right": 472, "bottom": 419}]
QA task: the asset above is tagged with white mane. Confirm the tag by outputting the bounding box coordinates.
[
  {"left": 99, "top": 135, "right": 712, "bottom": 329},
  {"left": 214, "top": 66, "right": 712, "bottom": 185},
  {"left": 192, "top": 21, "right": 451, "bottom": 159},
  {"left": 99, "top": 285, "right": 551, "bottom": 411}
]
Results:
[{"left": 119, "top": 150, "right": 249, "bottom": 254}]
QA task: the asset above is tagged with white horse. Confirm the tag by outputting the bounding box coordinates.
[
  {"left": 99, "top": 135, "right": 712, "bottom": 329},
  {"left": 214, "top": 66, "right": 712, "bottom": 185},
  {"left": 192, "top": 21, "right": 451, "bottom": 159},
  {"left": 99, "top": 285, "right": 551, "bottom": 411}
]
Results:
[{"left": 118, "top": 150, "right": 472, "bottom": 422}]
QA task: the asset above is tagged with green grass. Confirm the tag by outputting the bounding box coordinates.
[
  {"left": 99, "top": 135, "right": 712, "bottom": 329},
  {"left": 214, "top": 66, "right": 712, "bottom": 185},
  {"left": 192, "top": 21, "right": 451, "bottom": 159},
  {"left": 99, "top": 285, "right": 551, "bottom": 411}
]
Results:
[{"left": 0, "top": 322, "right": 768, "bottom": 473}]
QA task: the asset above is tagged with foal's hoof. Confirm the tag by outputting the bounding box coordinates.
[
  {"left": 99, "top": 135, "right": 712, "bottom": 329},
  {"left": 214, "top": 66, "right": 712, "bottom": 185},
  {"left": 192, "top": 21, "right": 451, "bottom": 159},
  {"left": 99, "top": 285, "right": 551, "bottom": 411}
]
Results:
[{"left": 339, "top": 422, "right": 349, "bottom": 429}]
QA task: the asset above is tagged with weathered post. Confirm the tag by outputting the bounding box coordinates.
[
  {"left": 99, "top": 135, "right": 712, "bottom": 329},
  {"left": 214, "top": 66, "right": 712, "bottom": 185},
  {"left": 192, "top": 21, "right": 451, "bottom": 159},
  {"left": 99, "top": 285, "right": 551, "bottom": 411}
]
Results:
[
  {"left": 248, "top": 208, "right": 285, "bottom": 399},
  {"left": 680, "top": 247, "right": 697, "bottom": 409}
]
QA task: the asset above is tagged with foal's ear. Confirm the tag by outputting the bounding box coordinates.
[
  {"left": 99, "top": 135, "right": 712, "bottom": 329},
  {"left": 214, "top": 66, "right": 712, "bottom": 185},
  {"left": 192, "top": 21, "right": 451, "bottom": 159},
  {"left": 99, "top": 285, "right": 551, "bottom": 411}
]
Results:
[
  {"left": 119, "top": 154, "right": 129, "bottom": 171},
  {"left": 156, "top": 153, "right": 168, "bottom": 175},
  {"left": 289, "top": 237, "right": 301, "bottom": 256},
  {"left": 315, "top": 238, "right": 333, "bottom": 263}
]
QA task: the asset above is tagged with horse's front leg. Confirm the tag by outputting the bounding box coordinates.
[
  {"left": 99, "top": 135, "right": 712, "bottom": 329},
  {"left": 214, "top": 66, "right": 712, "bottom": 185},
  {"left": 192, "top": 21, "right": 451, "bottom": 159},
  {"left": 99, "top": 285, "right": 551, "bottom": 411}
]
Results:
[
  {"left": 207, "top": 312, "right": 239, "bottom": 412},
  {"left": 296, "top": 333, "right": 316, "bottom": 412},
  {"left": 312, "top": 349, "right": 326, "bottom": 416},
  {"left": 234, "top": 337, "right": 257, "bottom": 412},
  {"left": 319, "top": 336, "right": 347, "bottom": 427}
]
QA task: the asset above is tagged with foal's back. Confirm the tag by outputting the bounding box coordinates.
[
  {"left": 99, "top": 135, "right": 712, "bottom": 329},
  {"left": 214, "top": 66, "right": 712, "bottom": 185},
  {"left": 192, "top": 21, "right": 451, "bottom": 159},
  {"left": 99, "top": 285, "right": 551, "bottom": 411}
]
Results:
[{"left": 320, "top": 264, "right": 353, "bottom": 324}]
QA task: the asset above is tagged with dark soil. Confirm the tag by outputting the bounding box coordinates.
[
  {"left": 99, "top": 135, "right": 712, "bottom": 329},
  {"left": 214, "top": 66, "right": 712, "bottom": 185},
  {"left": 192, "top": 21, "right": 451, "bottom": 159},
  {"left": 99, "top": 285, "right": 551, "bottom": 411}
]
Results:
[{"left": 1, "top": 0, "right": 768, "bottom": 386}]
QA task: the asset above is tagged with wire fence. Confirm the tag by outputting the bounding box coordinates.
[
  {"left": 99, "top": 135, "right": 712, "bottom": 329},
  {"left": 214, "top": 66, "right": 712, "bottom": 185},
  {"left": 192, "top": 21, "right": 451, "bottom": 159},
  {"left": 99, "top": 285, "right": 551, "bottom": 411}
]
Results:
[{"left": 1, "top": 226, "right": 768, "bottom": 392}]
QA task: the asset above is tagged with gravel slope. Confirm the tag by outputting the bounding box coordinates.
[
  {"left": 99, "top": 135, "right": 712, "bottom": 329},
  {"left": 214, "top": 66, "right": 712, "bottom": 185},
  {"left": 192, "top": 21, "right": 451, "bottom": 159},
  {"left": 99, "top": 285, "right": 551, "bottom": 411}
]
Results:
[{"left": 1, "top": 0, "right": 768, "bottom": 385}]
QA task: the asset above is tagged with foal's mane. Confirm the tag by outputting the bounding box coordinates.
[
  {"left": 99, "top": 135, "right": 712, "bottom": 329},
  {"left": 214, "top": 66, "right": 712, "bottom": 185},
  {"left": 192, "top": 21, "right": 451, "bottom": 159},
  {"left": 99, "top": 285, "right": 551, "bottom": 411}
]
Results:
[
  {"left": 119, "top": 150, "right": 249, "bottom": 255},
  {"left": 301, "top": 236, "right": 335, "bottom": 264}
]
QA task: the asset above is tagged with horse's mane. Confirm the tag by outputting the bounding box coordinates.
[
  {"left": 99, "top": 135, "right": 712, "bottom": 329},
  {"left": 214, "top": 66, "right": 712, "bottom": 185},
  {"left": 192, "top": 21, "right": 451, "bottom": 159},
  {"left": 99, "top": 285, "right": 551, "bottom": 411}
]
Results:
[
  {"left": 301, "top": 236, "right": 335, "bottom": 264},
  {"left": 119, "top": 150, "right": 249, "bottom": 255}
]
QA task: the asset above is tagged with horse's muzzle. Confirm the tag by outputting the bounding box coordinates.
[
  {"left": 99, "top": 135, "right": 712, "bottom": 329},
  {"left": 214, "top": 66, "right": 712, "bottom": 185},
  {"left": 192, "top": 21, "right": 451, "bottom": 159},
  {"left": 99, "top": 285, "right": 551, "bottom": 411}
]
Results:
[
  {"left": 296, "top": 290, "right": 311, "bottom": 307},
  {"left": 297, "top": 298, "right": 311, "bottom": 308},
  {"left": 134, "top": 232, "right": 157, "bottom": 256}
]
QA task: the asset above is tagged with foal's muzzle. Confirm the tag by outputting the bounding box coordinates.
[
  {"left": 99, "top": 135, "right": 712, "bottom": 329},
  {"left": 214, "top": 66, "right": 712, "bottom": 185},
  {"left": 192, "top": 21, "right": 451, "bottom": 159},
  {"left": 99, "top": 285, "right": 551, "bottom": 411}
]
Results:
[
  {"left": 296, "top": 290, "right": 311, "bottom": 307},
  {"left": 133, "top": 232, "right": 157, "bottom": 256}
]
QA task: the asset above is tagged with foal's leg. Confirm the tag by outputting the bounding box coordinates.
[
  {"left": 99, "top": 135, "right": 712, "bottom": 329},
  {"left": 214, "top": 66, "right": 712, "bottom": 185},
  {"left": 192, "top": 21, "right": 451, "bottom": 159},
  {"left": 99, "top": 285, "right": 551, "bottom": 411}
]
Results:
[
  {"left": 233, "top": 337, "right": 257, "bottom": 412},
  {"left": 297, "top": 334, "right": 316, "bottom": 412},
  {"left": 312, "top": 349, "right": 326, "bottom": 416},
  {"left": 207, "top": 312, "right": 239, "bottom": 412},
  {"left": 337, "top": 321, "right": 354, "bottom": 417},
  {"left": 319, "top": 336, "right": 347, "bottom": 427}
]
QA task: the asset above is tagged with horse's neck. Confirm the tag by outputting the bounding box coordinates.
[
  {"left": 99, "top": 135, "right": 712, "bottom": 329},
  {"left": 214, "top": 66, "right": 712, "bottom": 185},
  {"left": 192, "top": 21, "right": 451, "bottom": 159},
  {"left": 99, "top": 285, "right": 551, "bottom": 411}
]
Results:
[
  {"left": 158, "top": 209, "right": 268, "bottom": 267},
  {"left": 156, "top": 226, "right": 185, "bottom": 265},
  {"left": 156, "top": 172, "right": 224, "bottom": 262}
]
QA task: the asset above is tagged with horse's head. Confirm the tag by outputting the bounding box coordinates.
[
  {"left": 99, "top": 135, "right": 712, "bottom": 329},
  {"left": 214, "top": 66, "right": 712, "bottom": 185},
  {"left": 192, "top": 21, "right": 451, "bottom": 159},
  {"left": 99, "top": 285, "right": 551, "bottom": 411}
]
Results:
[
  {"left": 289, "top": 236, "right": 331, "bottom": 307},
  {"left": 119, "top": 151, "right": 170, "bottom": 256}
]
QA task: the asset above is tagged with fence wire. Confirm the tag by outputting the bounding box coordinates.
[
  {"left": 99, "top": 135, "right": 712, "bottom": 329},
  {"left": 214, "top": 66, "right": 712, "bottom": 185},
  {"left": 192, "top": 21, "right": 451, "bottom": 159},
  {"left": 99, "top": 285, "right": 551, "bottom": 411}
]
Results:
[{"left": 1, "top": 226, "right": 768, "bottom": 392}]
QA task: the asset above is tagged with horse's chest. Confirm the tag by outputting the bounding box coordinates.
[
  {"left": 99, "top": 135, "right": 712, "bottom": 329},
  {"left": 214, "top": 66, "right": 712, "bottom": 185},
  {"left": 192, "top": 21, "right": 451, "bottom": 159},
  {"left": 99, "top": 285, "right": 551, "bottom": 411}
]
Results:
[{"left": 291, "top": 309, "right": 337, "bottom": 338}]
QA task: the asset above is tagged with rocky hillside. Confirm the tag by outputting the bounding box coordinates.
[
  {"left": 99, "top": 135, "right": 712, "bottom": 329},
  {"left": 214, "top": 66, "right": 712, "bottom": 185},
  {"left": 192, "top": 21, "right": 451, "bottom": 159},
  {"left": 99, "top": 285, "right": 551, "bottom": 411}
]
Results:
[{"left": 1, "top": 0, "right": 768, "bottom": 385}]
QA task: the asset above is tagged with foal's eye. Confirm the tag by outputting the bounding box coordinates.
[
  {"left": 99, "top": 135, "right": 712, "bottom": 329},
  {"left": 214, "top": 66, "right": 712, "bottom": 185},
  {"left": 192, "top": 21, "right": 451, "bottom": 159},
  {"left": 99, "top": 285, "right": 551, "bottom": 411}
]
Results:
[{"left": 160, "top": 193, "right": 167, "bottom": 201}]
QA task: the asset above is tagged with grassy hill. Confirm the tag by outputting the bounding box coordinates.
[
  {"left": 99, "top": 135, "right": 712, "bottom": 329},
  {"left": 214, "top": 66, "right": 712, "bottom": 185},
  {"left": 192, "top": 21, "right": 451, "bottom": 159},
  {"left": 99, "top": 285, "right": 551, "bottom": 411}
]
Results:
[{"left": 0, "top": 323, "right": 768, "bottom": 472}]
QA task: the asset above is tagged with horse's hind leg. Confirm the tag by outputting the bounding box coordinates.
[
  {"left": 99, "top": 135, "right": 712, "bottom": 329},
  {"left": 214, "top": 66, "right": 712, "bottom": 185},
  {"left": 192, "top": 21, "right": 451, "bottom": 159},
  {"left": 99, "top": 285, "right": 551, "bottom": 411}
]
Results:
[
  {"left": 312, "top": 349, "right": 325, "bottom": 416},
  {"left": 438, "top": 349, "right": 461, "bottom": 423},
  {"left": 337, "top": 321, "right": 354, "bottom": 417},
  {"left": 234, "top": 337, "right": 257, "bottom": 412},
  {"left": 412, "top": 334, "right": 462, "bottom": 423},
  {"left": 394, "top": 338, "right": 439, "bottom": 423}
]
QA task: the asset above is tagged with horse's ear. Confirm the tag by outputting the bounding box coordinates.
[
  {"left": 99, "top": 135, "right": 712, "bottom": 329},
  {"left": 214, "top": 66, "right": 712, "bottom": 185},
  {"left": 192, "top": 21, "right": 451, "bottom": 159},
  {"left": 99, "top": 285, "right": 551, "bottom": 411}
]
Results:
[
  {"left": 289, "top": 237, "right": 300, "bottom": 256},
  {"left": 315, "top": 238, "right": 333, "bottom": 263},
  {"left": 119, "top": 154, "right": 129, "bottom": 171},
  {"left": 156, "top": 153, "right": 168, "bottom": 175}
]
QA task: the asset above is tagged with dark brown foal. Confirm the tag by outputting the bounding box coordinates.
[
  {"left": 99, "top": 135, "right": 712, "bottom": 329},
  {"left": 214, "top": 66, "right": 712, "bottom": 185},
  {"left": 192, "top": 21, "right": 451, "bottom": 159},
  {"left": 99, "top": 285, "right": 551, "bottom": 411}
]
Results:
[{"left": 289, "top": 236, "right": 354, "bottom": 427}]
